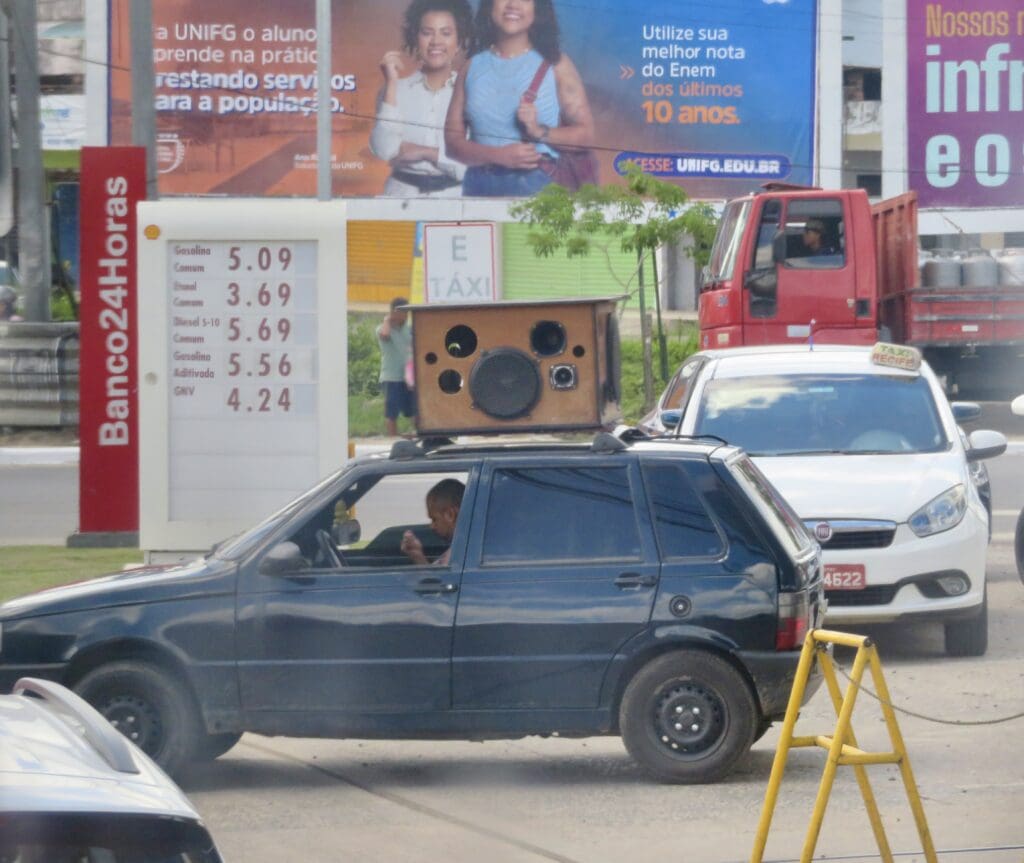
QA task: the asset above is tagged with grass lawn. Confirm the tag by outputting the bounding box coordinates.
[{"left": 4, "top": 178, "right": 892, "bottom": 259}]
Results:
[{"left": 0, "top": 547, "right": 145, "bottom": 604}]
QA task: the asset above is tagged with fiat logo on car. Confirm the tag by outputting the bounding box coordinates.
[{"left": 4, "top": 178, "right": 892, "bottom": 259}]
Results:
[{"left": 814, "top": 522, "right": 833, "bottom": 542}]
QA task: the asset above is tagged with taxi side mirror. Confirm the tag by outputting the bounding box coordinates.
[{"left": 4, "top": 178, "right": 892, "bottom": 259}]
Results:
[{"left": 966, "top": 429, "right": 1007, "bottom": 462}]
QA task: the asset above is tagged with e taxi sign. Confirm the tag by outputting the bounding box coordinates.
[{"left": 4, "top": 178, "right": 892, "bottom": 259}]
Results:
[
  {"left": 870, "top": 342, "right": 922, "bottom": 371},
  {"left": 137, "top": 200, "right": 347, "bottom": 555}
]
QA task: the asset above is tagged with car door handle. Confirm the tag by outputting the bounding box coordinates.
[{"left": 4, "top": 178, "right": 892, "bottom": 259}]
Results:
[
  {"left": 614, "top": 573, "right": 657, "bottom": 589},
  {"left": 414, "top": 577, "right": 458, "bottom": 595}
]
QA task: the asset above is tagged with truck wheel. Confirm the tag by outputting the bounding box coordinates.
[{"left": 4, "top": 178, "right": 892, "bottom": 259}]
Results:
[
  {"left": 619, "top": 651, "right": 758, "bottom": 783},
  {"left": 75, "top": 661, "right": 199, "bottom": 777},
  {"left": 194, "top": 731, "right": 242, "bottom": 762},
  {"left": 944, "top": 592, "right": 988, "bottom": 657}
]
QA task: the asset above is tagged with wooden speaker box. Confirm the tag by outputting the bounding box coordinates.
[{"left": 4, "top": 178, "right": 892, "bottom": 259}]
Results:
[{"left": 409, "top": 297, "right": 623, "bottom": 435}]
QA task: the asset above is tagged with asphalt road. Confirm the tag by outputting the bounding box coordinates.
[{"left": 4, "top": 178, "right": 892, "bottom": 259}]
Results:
[
  {"left": 177, "top": 539, "right": 1024, "bottom": 863},
  {"left": 1, "top": 439, "right": 1023, "bottom": 861}
]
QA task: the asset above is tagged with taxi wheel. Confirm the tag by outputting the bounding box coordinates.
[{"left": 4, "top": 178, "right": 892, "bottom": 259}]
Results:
[
  {"left": 944, "top": 591, "right": 988, "bottom": 657},
  {"left": 76, "top": 660, "right": 200, "bottom": 777},
  {"left": 619, "top": 651, "right": 757, "bottom": 784}
]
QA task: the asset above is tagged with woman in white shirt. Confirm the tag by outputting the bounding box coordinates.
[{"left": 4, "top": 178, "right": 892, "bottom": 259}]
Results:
[{"left": 370, "top": 0, "right": 473, "bottom": 197}]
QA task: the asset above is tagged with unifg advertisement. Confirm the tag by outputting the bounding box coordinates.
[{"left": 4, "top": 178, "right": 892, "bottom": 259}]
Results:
[
  {"left": 907, "top": 0, "right": 1024, "bottom": 207},
  {"left": 108, "top": 0, "right": 817, "bottom": 199}
]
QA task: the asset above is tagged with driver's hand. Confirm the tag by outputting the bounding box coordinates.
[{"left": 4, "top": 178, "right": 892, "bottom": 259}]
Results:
[{"left": 401, "top": 530, "right": 427, "bottom": 564}]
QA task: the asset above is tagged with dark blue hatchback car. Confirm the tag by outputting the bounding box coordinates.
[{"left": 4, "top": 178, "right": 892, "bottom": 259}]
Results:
[{"left": 0, "top": 434, "right": 823, "bottom": 783}]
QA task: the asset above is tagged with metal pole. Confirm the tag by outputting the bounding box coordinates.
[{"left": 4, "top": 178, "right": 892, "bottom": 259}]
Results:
[
  {"left": 316, "top": 0, "right": 332, "bottom": 200},
  {"left": 650, "top": 248, "right": 668, "bottom": 382},
  {"left": 130, "top": 0, "right": 157, "bottom": 199},
  {"left": 9, "top": 0, "right": 48, "bottom": 320},
  {"left": 0, "top": 10, "right": 13, "bottom": 238}
]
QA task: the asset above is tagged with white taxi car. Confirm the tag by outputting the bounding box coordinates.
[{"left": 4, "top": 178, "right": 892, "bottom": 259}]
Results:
[
  {"left": 2, "top": 677, "right": 224, "bottom": 862},
  {"left": 646, "top": 343, "right": 1006, "bottom": 656}
]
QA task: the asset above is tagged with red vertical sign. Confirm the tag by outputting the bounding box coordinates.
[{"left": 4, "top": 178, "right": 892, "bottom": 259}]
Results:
[{"left": 78, "top": 147, "right": 146, "bottom": 533}]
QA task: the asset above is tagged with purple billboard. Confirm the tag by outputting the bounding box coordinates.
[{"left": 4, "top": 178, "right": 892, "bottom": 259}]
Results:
[{"left": 907, "top": 1, "right": 1024, "bottom": 208}]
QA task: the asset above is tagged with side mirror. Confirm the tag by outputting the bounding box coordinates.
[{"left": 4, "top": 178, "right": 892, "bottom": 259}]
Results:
[
  {"left": 258, "top": 541, "right": 307, "bottom": 575},
  {"left": 743, "top": 267, "right": 777, "bottom": 299},
  {"left": 950, "top": 401, "right": 982, "bottom": 422},
  {"left": 659, "top": 409, "right": 682, "bottom": 430},
  {"left": 1012, "top": 394, "right": 1024, "bottom": 417},
  {"left": 332, "top": 518, "right": 361, "bottom": 546},
  {"left": 966, "top": 429, "right": 1007, "bottom": 462}
]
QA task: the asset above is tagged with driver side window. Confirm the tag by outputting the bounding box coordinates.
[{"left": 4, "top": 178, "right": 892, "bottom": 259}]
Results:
[{"left": 281, "top": 470, "right": 470, "bottom": 571}]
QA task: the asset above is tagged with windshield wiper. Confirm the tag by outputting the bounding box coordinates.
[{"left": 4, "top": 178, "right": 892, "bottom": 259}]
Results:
[{"left": 772, "top": 449, "right": 847, "bottom": 456}]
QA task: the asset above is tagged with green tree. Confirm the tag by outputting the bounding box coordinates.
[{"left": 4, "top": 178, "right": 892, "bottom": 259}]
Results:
[{"left": 509, "top": 163, "right": 716, "bottom": 412}]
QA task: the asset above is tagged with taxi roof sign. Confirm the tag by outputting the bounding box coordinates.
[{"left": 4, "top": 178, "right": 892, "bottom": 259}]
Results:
[{"left": 871, "top": 342, "right": 922, "bottom": 371}]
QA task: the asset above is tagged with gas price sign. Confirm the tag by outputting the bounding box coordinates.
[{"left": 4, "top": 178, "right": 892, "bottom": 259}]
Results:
[
  {"left": 138, "top": 201, "right": 347, "bottom": 556},
  {"left": 168, "top": 240, "right": 317, "bottom": 517}
]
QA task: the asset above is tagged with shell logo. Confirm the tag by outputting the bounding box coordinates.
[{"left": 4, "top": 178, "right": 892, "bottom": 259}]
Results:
[{"left": 143, "top": 225, "right": 161, "bottom": 240}]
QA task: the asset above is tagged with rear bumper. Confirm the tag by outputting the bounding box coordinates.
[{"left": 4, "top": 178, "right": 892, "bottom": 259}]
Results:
[{"left": 739, "top": 649, "right": 823, "bottom": 720}]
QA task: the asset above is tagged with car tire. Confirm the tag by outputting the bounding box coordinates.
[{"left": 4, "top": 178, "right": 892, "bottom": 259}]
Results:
[
  {"left": 193, "top": 731, "right": 242, "bottom": 762},
  {"left": 75, "top": 661, "right": 200, "bottom": 777},
  {"left": 1015, "top": 510, "right": 1024, "bottom": 584},
  {"left": 619, "top": 651, "right": 758, "bottom": 784},
  {"left": 944, "top": 592, "right": 988, "bottom": 658}
]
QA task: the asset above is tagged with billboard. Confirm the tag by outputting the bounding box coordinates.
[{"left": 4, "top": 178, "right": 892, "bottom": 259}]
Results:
[
  {"left": 109, "top": 0, "right": 817, "bottom": 199},
  {"left": 907, "top": 1, "right": 1024, "bottom": 207}
]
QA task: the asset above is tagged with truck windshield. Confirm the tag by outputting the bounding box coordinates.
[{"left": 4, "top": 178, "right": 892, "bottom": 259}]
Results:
[
  {"left": 705, "top": 199, "right": 751, "bottom": 283},
  {"left": 695, "top": 373, "right": 949, "bottom": 456}
]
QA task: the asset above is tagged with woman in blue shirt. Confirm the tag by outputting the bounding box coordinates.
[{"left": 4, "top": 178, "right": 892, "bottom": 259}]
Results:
[{"left": 444, "top": 0, "right": 594, "bottom": 197}]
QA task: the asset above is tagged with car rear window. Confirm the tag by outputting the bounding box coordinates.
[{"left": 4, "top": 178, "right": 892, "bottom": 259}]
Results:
[
  {"left": 694, "top": 372, "right": 948, "bottom": 455},
  {"left": 482, "top": 467, "right": 642, "bottom": 564},
  {"left": 727, "top": 453, "right": 814, "bottom": 560},
  {"left": 641, "top": 463, "right": 724, "bottom": 559}
]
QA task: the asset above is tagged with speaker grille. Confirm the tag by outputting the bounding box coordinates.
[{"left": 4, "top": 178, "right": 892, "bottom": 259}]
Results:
[{"left": 469, "top": 349, "right": 541, "bottom": 419}]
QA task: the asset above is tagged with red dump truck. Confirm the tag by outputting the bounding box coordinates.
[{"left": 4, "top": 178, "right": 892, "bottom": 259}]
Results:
[{"left": 697, "top": 185, "right": 1024, "bottom": 393}]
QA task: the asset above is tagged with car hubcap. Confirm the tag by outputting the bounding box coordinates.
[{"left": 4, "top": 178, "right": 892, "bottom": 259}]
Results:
[
  {"left": 100, "top": 694, "right": 162, "bottom": 754},
  {"left": 654, "top": 682, "right": 725, "bottom": 756}
]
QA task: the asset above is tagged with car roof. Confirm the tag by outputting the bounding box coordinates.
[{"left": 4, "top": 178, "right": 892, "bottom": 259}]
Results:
[
  {"left": 361, "top": 432, "right": 741, "bottom": 466},
  {"left": 0, "top": 679, "right": 202, "bottom": 820},
  {"left": 696, "top": 344, "right": 923, "bottom": 379}
]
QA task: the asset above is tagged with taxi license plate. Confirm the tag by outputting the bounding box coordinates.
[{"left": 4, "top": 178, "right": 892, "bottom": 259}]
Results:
[{"left": 824, "top": 564, "right": 866, "bottom": 590}]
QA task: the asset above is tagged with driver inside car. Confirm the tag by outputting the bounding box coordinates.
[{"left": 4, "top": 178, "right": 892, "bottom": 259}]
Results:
[{"left": 400, "top": 479, "right": 464, "bottom": 566}]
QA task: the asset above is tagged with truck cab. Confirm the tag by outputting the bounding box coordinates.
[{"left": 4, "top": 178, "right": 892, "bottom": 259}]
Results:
[{"left": 699, "top": 187, "right": 880, "bottom": 349}]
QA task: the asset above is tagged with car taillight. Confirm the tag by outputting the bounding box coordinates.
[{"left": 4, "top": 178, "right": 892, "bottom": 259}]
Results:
[{"left": 776, "top": 591, "right": 810, "bottom": 651}]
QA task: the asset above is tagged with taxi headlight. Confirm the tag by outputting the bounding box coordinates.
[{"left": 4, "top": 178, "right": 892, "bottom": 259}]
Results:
[{"left": 909, "top": 484, "right": 967, "bottom": 537}]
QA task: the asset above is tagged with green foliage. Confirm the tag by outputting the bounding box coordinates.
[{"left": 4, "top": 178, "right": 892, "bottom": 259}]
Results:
[
  {"left": 509, "top": 162, "right": 718, "bottom": 269},
  {"left": 50, "top": 291, "right": 77, "bottom": 322},
  {"left": 619, "top": 324, "right": 699, "bottom": 423},
  {"left": 348, "top": 315, "right": 383, "bottom": 397},
  {"left": 0, "top": 547, "right": 144, "bottom": 603}
]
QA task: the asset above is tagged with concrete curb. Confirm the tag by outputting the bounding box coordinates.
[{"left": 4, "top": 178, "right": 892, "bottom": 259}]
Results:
[{"left": 3, "top": 440, "right": 1024, "bottom": 467}]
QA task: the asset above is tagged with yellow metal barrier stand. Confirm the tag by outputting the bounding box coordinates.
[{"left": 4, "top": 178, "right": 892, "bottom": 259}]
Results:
[{"left": 750, "top": 630, "right": 937, "bottom": 863}]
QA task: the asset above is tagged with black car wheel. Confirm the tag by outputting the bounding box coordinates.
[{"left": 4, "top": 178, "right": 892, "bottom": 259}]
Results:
[
  {"left": 193, "top": 731, "right": 243, "bottom": 762},
  {"left": 1015, "top": 510, "right": 1024, "bottom": 584},
  {"left": 619, "top": 651, "right": 758, "bottom": 784},
  {"left": 944, "top": 591, "right": 988, "bottom": 658},
  {"left": 75, "top": 661, "right": 199, "bottom": 777}
]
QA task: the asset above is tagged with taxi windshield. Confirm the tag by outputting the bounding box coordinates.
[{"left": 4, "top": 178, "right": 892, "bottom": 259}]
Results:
[{"left": 694, "top": 373, "right": 949, "bottom": 456}]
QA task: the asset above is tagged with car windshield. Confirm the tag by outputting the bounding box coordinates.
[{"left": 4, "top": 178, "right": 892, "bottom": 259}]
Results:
[
  {"left": 210, "top": 465, "right": 349, "bottom": 561},
  {"left": 694, "top": 372, "right": 949, "bottom": 456},
  {"left": 704, "top": 199, "right": 751, "bottom": 283}
]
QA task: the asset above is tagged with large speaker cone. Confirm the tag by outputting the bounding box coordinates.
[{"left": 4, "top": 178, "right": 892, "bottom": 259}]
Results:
[{"left": 469, "top": 348, "right": 541, "bottom": 419}]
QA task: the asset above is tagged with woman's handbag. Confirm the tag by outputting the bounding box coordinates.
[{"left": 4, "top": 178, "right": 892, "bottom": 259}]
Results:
[{"left": 523, "top": 61, "right": 599, "bottom": 191}]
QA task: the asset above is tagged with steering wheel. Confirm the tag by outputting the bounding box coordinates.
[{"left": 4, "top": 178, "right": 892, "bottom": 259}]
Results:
[
  {"left": 848, "top": 430, "right": 913, "bottom": 452},
  {"left": 315, "top": 529, "right": 344, "bottom": 568}
]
